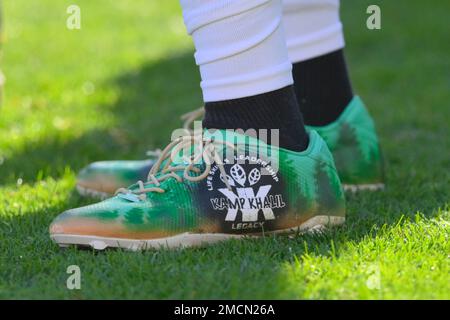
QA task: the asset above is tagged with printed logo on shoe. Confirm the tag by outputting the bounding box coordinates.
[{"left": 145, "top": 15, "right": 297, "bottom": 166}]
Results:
[{"left": 202, "top": 155, "right": 286, "bottom": 233}]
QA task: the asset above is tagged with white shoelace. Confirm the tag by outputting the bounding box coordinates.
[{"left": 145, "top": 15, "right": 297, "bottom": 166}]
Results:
[{"left": 116, "top": 134, "right": 235, "bottom": 201}]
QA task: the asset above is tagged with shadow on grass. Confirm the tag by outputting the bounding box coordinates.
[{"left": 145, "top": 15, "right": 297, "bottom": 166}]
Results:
[{"left": 0, "top": 50, "right": 201, "bottom": 185}]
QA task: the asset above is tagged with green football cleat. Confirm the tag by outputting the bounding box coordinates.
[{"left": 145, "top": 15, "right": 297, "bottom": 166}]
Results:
[
  {"left": 50, "top": 130, "right": 346, "bottom": 250},
  {"left": 305, "top": 96, "right": 385, "bottom": 191}
]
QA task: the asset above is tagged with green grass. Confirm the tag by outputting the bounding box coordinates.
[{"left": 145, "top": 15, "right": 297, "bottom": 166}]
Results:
[{"left": 0, "top": 0, "right": 449, "bottom": 299}]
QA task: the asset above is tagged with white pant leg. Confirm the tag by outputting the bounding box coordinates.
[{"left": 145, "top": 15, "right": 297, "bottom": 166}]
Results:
[
  {"left": 180, "top": 0, "right": 293, "bottom": 102},
  {"left": 283, "top": 0, "right": 344, "bottom": 63}
]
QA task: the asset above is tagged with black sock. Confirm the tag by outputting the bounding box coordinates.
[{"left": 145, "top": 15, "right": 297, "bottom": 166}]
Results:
[
  {"left": 292, "top": 49, "right": 353, "bottom": 126},
  {"left": 203, "top": 86, "right": 309, "bottom": 152}
]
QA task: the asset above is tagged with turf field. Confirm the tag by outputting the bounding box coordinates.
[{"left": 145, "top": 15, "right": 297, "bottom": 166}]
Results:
[{"left": 0, "top": 0, "right": 448, "bottom": 299}]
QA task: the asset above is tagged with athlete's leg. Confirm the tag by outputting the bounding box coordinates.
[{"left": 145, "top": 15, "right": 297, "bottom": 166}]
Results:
[
  {"left": 180, "top": 0, "right": 308, "bottom": 151},
  {"left": 283, "top": 0, "right": 384, "bottom": 189},
  {"left": 75, "top": 0, "right": 382, "bottom": 198},
  {"left": 283, "top": 0, "right": 351, "bottom": 125},
  {"left": 49, "top": 0, "right": 346, "bottom": 250}
]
